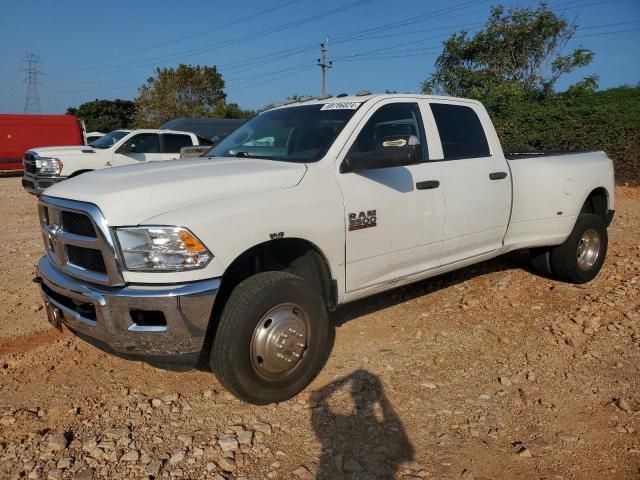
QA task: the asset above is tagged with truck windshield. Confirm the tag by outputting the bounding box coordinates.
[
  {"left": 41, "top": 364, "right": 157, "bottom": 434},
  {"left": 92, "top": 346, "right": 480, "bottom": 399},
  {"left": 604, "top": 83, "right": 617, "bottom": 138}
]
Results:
[
  {"left": 90, "top": 130, "right": 129, "bottom": 149},
  {"left": 207, "top": 104, "right": 359, "bottom": 162}
]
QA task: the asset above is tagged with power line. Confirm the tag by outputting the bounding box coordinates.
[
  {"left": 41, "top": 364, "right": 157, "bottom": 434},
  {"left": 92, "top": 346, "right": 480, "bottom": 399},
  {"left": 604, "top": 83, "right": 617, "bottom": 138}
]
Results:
[
  {"left": 575, "top": 27, "right": 640, "bottom": 37},
  {"left": 579, "top": 19, "right": 640, "bottom": 29},
  {"left": 50, "top": 0, "right": 483, "bottom": 80},
  {"left": 217, "top": 4, "right": 491, "bottom": 75},
  {"left": 201, "top": 0, "right": 627, "bottom": 76},
  {"left": 65, "top": 0, "right": 371, "bottom": 75},
  {"left": 73, "top": 0, "right": 305, "bottom": 66},
  {"left": 230, "top": 66, "right": 317, "bottom": 93},
  {"left": 209, "top": 0, "right": 489, "bottom": 83},
  {"left": 22, "top": 53, "right": 44, "bottom": 113}
]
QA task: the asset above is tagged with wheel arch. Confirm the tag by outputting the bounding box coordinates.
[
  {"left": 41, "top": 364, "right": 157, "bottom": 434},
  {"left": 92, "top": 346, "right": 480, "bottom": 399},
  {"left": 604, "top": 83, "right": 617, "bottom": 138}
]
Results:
[
  {"left": 201, "top": 237, "right": 336, "bottom": 352},
  {"left": 580, "top": 186, "right": 612, "bottom": 226},
  {"left": 69, "top": 169, "right": 93, "bottom": 178},
  {"left": 220, "top": 237, "right": 335, "bottom": 306}
]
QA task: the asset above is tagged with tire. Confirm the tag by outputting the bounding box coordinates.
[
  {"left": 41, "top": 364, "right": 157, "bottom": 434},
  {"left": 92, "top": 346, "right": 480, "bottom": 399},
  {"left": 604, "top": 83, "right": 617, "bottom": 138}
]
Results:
[
  {"left": 211, "top": 271, "right": 332, "bottom": 404},
  {"left": 550, "top": 213, "right": 608, "bottom": 284},
  {"left": 529, "top": 248, "right": 553, "bottom": 277}
]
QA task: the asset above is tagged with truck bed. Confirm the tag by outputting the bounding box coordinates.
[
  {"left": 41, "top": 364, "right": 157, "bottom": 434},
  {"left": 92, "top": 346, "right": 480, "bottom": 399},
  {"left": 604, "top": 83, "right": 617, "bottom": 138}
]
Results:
[{"left": 503, "top": 149, "right": 614, "bottom": 250}]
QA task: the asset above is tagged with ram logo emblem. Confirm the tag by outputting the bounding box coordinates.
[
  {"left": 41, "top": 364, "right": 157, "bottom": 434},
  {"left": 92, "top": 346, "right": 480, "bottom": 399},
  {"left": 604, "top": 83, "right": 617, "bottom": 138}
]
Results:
[{"left": 348, "top": 210, "right": 377, "bottom": 231}]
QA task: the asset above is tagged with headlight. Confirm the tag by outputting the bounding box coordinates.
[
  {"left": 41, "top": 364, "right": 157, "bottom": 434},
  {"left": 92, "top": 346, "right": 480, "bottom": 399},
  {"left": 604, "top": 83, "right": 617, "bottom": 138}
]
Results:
[
  {"left": 37, "top": 158, "right": 63, "bottom": 176},
  {"left": 116, "top": 226, "right": 212, "bottom": 271}
]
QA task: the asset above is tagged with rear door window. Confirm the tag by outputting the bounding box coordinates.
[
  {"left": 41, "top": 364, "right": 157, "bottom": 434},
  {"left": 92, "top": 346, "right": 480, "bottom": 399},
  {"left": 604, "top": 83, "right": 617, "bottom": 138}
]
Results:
[
  {"left": 430, "top": 103, "right": 490, "bottom": 159},
  {"left": 162, "top": 134, "right": 194, "bottom": 153}
]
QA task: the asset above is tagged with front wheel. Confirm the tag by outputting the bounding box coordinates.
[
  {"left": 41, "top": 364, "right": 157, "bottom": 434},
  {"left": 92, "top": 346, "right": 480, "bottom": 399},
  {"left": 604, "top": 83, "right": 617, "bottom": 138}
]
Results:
[
  {"left": 211, "top": 271, "right": 333, "bottom": 404},
  {"left": 550, "top": 213, "right": 608, "bottom": 284}
]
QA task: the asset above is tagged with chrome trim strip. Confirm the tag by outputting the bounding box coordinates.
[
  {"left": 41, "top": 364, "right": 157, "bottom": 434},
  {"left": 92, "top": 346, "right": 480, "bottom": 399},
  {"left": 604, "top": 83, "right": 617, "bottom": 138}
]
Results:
[
  {"left": 39, "top": 195, "right": 125, "bottom": 286},
  {"left": 128, "top": 325, "right": 167, "bottom": 333}
]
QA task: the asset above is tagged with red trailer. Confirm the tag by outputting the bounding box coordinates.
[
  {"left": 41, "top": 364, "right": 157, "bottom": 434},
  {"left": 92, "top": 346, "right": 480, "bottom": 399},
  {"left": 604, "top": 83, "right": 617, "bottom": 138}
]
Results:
[{"left": 0, "top": 114, "right": 84, "bottom": 174}]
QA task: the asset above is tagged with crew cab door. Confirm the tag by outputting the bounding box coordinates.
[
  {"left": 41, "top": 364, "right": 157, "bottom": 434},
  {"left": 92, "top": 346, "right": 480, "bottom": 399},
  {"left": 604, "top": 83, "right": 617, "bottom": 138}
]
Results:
[
  {"left": 111, "top": 133, "right": 163, "bottom": 167},
  {"left": 337, "top": 100, "right": 444, "bottom": 292},
  {"left": 427, "top": 101, "right": 511, "bottom": 265}
]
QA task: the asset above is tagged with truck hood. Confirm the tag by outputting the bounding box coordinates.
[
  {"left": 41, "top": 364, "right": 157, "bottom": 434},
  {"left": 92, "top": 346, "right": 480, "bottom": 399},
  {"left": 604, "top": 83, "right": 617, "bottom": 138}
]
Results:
[
  {"left": 44, "top": 157, "right": 307, "bottom": 225},
  {"left": 30, "top": 145, "right": 96, "bottom": 156}
]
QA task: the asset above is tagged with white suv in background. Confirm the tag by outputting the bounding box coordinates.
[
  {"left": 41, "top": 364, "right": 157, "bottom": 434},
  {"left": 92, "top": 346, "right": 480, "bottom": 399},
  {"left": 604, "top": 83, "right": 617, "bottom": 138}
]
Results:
[{"left": 22, "top": 129, "right": 210, "bottom": 195}]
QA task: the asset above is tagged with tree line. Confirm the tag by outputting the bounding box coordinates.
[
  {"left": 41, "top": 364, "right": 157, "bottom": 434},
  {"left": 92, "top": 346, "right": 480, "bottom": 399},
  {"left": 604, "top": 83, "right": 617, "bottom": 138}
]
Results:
[{"left": 66, "top": 64, "right": 255, "bottom": 132}]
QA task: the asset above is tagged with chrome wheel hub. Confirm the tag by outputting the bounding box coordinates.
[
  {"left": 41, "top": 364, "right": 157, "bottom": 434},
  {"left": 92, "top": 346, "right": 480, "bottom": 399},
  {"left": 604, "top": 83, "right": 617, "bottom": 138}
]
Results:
[
  {"left": 577, "top": 228, "right": 601, "bottom": 271},
  {"left": 250, "top": 303, "right": 309, "bottom": 379}
]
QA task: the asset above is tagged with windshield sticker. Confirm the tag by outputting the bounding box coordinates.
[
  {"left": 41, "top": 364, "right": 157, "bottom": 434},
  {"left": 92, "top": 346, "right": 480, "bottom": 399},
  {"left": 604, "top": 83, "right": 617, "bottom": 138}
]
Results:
[{"left": 321, "top": 102, "right": 361, "bottom": 110}]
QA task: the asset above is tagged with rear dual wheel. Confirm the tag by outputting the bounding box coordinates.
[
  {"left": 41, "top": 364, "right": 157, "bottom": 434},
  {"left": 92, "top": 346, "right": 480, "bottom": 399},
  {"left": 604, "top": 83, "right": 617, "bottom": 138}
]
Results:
[{"left": 530, "top": 213, "right": 607, "bottom": 284}]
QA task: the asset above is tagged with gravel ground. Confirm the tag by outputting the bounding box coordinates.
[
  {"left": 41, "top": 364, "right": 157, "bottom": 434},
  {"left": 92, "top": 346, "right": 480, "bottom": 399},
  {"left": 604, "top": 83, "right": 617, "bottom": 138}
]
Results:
[
  {"left": 0, "top": 177, "right": 639, "bottom": 479},
  {"left": 0, "top": 179, "right": 45, "bottom": 341}
]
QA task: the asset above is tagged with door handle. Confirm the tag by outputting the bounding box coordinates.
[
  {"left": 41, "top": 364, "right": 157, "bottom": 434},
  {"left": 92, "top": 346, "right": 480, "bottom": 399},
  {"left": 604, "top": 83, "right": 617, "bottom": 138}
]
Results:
[
  {"left": 416, "top": 180, "right": 440, "bottom": 190},
  {"left": 489, "top": 172, "right": 508, "bottom": 180}
]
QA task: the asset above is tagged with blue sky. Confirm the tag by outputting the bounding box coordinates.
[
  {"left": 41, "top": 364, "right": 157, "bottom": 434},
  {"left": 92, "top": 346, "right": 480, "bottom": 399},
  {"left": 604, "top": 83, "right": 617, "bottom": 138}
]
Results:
[{"left": 0, "top": 0, "right": 638, "bottom": 113}]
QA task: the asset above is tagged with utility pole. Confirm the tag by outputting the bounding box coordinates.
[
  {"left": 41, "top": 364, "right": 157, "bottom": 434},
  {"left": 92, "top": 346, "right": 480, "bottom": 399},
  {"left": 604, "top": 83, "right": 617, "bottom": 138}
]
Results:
[
  {"left": 22, "top": 53, "right": 44, "bottom": 113},
  {"left": 316, "top": 38, "right": 332, "bottom": 96}
]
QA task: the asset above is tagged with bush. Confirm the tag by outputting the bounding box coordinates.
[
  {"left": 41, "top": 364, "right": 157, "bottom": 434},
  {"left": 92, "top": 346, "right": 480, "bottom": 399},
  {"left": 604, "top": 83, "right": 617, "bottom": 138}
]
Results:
[{"left": 484, "top": 85, "right": 640, "bottom": 185}]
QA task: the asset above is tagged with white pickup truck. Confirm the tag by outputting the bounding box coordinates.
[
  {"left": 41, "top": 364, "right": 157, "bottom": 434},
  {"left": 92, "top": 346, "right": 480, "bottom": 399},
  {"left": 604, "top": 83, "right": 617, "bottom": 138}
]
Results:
[
  {"left": 22, "top": 129, "right": 209, "bottom": 195},
  {"left": 35, "top": 94, "right": 615, "bottom": 404}
]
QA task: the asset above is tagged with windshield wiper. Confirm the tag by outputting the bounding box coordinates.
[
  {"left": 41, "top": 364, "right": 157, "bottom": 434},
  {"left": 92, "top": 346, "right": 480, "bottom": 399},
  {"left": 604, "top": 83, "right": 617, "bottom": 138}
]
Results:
[{"left": 235, "top": 151, "right": 252, "bottom": 158}]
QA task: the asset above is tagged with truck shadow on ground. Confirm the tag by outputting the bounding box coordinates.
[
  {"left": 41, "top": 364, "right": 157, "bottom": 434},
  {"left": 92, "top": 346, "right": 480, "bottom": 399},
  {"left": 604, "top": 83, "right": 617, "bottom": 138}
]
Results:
[
  {"left": 332, "top": 251, "right": 527, "bottom": 327},
  {"left": 310, "top": 369, "right": 414, "bottom": 479}
]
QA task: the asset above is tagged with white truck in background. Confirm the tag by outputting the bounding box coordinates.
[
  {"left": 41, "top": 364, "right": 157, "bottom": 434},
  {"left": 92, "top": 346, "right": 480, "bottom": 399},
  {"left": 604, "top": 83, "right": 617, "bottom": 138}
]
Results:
[
  {"left": 22, "top": 129, "right": 211, "bottom": 195},
  {"left": 34, "top": 94, "right": 614, "bottom": 404},
  {"left": 85, "top": 131, "right": 105, "bottom": 144}
]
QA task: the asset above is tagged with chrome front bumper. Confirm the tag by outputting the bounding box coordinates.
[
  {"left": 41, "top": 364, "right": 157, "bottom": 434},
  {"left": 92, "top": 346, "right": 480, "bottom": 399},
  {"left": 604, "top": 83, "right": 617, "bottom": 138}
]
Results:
[
  {"left": 22, "top": 174, "right": 67, "bottom": 195},
  {"left": 37, "top": 256, "right": 220, "bottom": 367}
]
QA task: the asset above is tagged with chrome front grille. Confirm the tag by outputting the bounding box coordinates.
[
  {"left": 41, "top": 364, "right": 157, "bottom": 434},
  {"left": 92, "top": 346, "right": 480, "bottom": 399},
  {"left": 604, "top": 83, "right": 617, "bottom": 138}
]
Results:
[
  {"left": 61, "top": 211, "right": 97, "bottom": 237},
  {"left": 38, "top": 196, "right": 124, "bottom": 286},
  {"left": 24, "top": 153, "right": 37, "bottom": 174}
]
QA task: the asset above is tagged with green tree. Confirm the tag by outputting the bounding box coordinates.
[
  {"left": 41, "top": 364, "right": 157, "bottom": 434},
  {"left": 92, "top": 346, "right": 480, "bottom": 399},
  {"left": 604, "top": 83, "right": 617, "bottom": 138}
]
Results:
[
  {"left": 422, "top": 4, "right": 594, "bottom": 97},
  {"left": 134, "top": 64, "right": 227, "bottom": 127},
  {"left": 66, "top": 99, "right": 135, "bottom": 132},
  {"left": 223, "top": 102, "right": 256, "bottom": 119}
]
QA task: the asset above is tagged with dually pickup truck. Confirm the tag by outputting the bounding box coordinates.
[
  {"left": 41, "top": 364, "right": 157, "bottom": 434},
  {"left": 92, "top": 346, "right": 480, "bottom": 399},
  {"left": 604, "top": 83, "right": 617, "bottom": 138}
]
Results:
[
  {"left": 35, "top": 94, "right": 614, "bottom": 404},
  {"left": 22, "top": 129, "right": 211, "bottom": 195}
]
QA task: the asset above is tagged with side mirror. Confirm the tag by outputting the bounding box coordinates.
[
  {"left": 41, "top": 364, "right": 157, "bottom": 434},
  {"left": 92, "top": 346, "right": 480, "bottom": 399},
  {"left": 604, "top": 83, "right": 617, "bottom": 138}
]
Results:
[{"left": 342, "top": 135, "right": 422, "bottom": 173}]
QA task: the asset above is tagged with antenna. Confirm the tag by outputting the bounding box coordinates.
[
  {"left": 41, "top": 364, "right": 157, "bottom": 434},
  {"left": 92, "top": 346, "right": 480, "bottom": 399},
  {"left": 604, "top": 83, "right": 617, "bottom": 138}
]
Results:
[
  {"left": 22, "top": 53, "right": 44, "bottom": 113},
  {"left": 317, "top": 37, "right": 333, "bottom": 97}
]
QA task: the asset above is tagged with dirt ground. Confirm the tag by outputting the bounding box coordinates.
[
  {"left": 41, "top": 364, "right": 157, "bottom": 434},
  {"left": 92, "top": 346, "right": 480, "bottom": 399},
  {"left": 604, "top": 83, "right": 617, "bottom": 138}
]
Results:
[{"left": 0, "top": 177, "right": 638, "bottom": 480}]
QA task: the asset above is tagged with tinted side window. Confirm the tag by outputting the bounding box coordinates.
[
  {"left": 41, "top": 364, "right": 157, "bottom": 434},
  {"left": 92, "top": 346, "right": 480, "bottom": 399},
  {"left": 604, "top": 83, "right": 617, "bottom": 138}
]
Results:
[
  {"left": 430, "top": 104, "right": 490, "bottom": 159},
  {"left": 163, "top": 134, "right": 193, "bottom": 153},
  {"left": 122, "top": 133, "right": 160, "bottom": 154},
  {"left": 350, "top": 103, "right": 427, "bottom": 160}
]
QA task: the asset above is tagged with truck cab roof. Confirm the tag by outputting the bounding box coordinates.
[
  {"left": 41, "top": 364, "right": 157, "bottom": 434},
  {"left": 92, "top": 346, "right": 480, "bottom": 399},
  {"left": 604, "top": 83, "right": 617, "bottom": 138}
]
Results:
[{"left": 268, "top": 93, "right": 484, "bottom": 111}]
